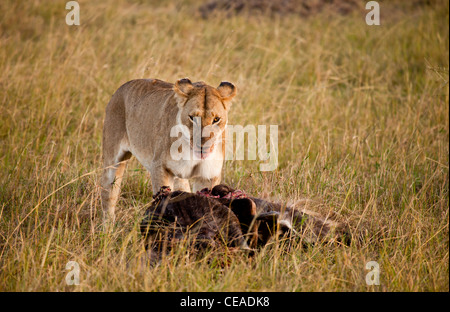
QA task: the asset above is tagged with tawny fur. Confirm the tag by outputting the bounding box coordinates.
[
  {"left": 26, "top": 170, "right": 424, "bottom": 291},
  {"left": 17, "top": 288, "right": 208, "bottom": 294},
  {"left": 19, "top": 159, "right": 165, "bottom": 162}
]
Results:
[{"left": 101, "top": 78, "right": 237, "bottom": 225}]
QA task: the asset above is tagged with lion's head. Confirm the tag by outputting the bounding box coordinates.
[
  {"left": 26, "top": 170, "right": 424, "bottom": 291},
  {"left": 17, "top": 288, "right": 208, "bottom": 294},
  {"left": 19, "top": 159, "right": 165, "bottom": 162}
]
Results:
[{"left": 173, "top": 78, "right": 237, "bottom": 159}]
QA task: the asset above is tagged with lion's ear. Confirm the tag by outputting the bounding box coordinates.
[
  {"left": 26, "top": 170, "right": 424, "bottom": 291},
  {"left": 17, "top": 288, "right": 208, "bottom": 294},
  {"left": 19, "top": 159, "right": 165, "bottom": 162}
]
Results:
[
  {"left": 217, "top": 81, "right": 237, "bottom": 102},
  {"left": 174, "top": 78, "right": 194, "bottom": 98}
]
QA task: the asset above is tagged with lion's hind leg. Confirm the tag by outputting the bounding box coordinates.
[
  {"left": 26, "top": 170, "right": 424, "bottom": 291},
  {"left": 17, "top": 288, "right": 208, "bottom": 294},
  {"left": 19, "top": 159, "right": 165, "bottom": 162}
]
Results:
[{"left": 101, "top": 147, "right": 132, "bottom": 227}]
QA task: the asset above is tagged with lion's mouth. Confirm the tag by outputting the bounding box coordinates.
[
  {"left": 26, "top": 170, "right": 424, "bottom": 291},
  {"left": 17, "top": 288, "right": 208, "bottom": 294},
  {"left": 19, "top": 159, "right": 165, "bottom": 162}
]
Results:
[{"left": 192, "top": 143, "right": 215, "bottom": 160}]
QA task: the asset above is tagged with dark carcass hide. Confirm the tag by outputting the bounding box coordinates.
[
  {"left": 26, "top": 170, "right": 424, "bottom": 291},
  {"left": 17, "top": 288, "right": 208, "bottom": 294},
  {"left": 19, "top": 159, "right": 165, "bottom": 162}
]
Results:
[
  {"left": 140, "top": 186, "right": 250, "bottom": 262},
  {"left": 140, "top": 185, "right": 351, "bottom": 261},
  {"left": 205, "top": 184, "right": 352, "bottom": 247}
]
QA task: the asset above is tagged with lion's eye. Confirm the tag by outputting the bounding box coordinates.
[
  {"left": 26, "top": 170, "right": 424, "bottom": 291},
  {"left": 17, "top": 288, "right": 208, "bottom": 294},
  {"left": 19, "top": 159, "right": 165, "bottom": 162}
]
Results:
[{"left": 213, "top": 117, "right": 221, "bottom": 124}]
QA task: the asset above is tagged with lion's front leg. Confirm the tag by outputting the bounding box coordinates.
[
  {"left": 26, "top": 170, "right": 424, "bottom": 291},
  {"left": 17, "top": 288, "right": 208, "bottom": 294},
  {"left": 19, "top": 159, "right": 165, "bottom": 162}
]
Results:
[
  {"left": 174, "top": 177, "right": 191, "bottom": 192},
  {"left": 149, "top": 165, "right": 174, "bottom": 195},
  {"left": 192, "top": 175, "right": 220, "bottom": 193}
]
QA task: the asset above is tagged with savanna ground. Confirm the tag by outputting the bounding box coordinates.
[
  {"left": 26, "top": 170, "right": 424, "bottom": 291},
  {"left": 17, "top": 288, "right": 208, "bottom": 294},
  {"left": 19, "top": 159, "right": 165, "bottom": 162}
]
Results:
[{"left": 0, "top": 0, "right": 448, "bottom": 291}]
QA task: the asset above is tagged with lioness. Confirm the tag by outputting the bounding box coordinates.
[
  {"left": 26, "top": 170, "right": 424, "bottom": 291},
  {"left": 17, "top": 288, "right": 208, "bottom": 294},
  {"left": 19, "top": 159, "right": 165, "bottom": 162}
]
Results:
[{"left": 101, "top": 78, "right": 236, "bottom": 224}]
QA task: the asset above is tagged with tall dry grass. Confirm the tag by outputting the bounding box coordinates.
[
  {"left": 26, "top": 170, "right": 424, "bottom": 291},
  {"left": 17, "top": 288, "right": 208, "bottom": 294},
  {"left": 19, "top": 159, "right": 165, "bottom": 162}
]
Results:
[{"left": 0, "top": 0, "right": 448, "bottom": 291}]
